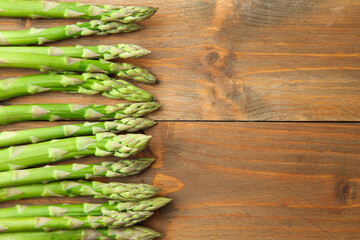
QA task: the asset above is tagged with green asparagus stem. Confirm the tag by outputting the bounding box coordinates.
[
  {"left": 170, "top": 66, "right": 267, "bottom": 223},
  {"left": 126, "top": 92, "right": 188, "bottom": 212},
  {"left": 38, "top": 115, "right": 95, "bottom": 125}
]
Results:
[
  {"left": 0, "top": 180, "right": 159, "bottom": 202},
  {"left": 0, "top": 44, "right": 151, "bottom": 60},
  {"left": 0, "top": 1, "right": 157, "bottom": 23},
  {"left": 0, "top": 20, "right": 142, "bottom": 46},
  {"left": 0, "top": 102, "right": 160, "bottom": 125},
  {"left": 0, "top": 226, "right": 162, "bottom": 240},
  {"left": 0, "top": 197, "right": 171, "bottom": 218},
  {"left": 0, "top": 53, "right": 156, "bottom": 83},
  {"left": 0, "top": 211, "right": 153, "bottom": 232},
  {"left": 0, "top": 158, "right": 155, "bottom": 187},
  {"left": 0, "top": 118, "right": 156, "bottom": 147},
  {"left": 0, "top": 72, "right": 155, "bottom": 101},
  {"left": 0, "top": 133, "right": 151, "bottom": 171}
]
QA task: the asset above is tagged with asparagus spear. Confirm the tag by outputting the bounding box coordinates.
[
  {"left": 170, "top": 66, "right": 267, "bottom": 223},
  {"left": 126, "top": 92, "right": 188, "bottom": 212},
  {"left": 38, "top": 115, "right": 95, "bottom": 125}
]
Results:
[
  {"left": 0, "top": 53, "right": 156, "bottom": 83},
  {"left": 0, "top": 73, "right": 155, "bottom": 101},
  {"left": 0, "top": 158, "right": 155, "bottom": 187},
  {"left": 0, "top": 133, "right": 151, "bottom": 171},
  {"left": 0, "top": 197, "right": 171, "bottom": 218},
  {"left": 0, "top": 226, "right": 162, "bottom": 240},
  {"left": 0, "top": 102, "right": 160, "bottom": 125},
  {"left": 0, "top": 211, "right": 153, "bottom": 232},
  {"left": 0, "top": 1, "right": 157, "bottom": 23},
  {"left": 0, "top": 44, "right": 151, "bottom": 60},
  {"left": 0, "top": 118, "right": 156, "bottom": 147},
  {"left": 0, "top": 20, "right": 142, "bottom": 46},
  {"left": 0, "top": 180, "right": 159, "bottom": 202}
]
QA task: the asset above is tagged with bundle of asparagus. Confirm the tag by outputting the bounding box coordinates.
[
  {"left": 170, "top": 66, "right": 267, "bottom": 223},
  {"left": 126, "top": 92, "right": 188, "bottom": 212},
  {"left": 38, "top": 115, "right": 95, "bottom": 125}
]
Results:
[
  {"left": 0, "top": 158, "right": 156, "bottom": 186},
  {"left": 0, "top": 72, "right": 156, "bottom": 101},
  {"left": 0, "top": 118, "right": 156, "bottom": 147},
  {"left": 0, "top": 212, "right": 154, "bottom": 232},
  {"left": 0, "top": 133, "right": 152, "bottom": 171},
  {"left": 0, "top": 44, "right": 151, "bottom": 60},
  {"left": 0, "top": 0, "right": 158, "bottom": 46},
  {"left": 0, "top": 102, "right": 160, "bottom": 125},
  {"left": 0, "top": 227, "right": 163, "bottom": 239},
  {"left": 0, "top": 52, "right": 156, "bottom": 83},
  {"left": 0, "top": 1, "right": 157, "bottom": 22},
  {"left": 0, "top": 197, "right": 171, "bottom": 218},
  {"left": 0, "top": 1, "right": 166, "bottom": 239},
  {"left": 0, "top": 180, "right": 160, "bottom": 202},
  {"left": 0, "top": 20, "right": 142, "bottom": 46}
]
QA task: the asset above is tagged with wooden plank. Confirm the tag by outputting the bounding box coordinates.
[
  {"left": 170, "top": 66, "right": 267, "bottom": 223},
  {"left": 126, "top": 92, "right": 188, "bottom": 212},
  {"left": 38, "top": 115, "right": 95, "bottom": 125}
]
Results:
[
  {"left": 0, "top": 0, "right": 359, "bottom": 120},
  {"left": 0, "top": 122, "right": 359, "bottom": 239}
]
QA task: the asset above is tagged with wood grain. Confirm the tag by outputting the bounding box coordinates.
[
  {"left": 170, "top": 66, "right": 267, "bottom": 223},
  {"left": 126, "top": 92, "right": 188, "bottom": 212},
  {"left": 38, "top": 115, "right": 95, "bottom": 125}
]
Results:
[
  {"left": 0, "top": 0, "right": 359, "bottom": 120},
  {"left": 0, "top": 122, "right": 359, "bottom": 239}
]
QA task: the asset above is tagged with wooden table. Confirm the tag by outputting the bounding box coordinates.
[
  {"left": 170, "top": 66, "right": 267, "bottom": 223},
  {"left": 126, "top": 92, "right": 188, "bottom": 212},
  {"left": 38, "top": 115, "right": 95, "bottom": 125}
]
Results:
[{"left": 0, "top": 0, "right": 359, "bottom": 239}]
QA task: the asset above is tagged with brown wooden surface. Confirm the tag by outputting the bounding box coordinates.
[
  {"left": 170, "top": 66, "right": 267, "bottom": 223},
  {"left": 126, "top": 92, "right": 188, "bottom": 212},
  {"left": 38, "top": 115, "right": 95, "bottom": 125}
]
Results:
[
  {"left": 0, "top": 0, "right": 359, "bottom": 120},
  {"left": 0, "top": 122, "right": 359, "bottom": 239},
  {"left": 0, "top": 0, "right": 360, "bottom": 239}
]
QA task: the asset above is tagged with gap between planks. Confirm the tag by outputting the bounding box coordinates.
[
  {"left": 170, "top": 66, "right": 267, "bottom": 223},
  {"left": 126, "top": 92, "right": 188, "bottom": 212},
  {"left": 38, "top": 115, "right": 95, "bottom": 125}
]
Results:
[{"left": 155, "top": 120, "right": 360, "bottom": 123}]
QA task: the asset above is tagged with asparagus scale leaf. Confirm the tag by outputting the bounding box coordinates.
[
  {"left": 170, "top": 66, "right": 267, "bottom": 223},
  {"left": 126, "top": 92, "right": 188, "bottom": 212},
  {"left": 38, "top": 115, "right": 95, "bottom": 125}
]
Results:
[
  {"left": 0, "top": 197, "right": 171, "bottom": 218},
  {"left": 0, "top": 73, "right": 156, "bottom": 101},
  {"left": 0, "top": 226, "right": 162, "bottom": 240},
  {"left": 0, "top": 20, "right": 142, "bottom": 46},
  {"left": 0, "top": 133, "right": 151, "bottom": 171},
  {"left": 0, "top": 102, "right": 160, "bottom": 125},
  {"left": 0, "top": 158, "right": 155, "bottom": 187},
  {"left": 0, "top": 44, "right": 151, "bottom": 60},
  {"left": 0, "top": 1, "right": 157, "bottom": 23},
  {"left": 0, "top": 211, "right": 153, "bottom": 232},
  {"left": 0, "top": 180, "right": 159, "bottom": 202},
  {"left": 0, "top": 53, "right": 156, "bottom": 83},
  {"left": 0, "top": 118, "right": 156, "bottom": 147}
]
